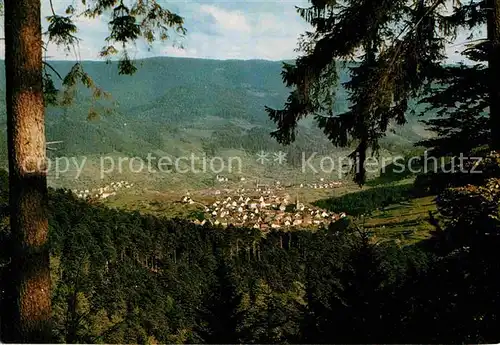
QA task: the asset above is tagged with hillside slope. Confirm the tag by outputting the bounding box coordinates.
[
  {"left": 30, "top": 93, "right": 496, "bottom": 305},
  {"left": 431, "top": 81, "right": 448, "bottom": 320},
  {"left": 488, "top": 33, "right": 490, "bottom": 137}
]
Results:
[{"left": 0, "top": 57, "right": 433, "bottom": 189}]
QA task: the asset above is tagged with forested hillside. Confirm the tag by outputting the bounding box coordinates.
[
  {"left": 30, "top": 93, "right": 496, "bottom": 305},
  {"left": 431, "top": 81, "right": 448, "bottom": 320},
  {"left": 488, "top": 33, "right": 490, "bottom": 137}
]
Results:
[
  {"left": 0, "top": 57, "right": 431, "bottom": 167},
  {"left": 4, "top": 0, "right": 500, "bottom": 342},
  {"left": 2, "top": 168, "right": 500, "bottom": 343}
]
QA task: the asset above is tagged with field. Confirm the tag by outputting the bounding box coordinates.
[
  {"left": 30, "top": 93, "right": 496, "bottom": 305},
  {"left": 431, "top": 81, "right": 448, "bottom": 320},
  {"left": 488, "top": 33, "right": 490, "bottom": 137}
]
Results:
[
  {"left": 0, "top": 57, "right": 439, "bottom": 243},
  {"left": 360, "top": 195, "right": 437, "bottom": 244},
  {"left": 94, "top": 172, "right": 438, "bottom": 244}
]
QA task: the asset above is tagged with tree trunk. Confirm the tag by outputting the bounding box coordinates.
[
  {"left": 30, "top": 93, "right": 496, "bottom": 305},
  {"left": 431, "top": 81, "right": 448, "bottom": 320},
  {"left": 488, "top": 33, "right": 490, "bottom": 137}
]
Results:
[
  {"left": 1, "top": 0, "right": 51, "bottom": 342},
  {"left": 489, "top": 0, "right": 500, "bottom": 150}
]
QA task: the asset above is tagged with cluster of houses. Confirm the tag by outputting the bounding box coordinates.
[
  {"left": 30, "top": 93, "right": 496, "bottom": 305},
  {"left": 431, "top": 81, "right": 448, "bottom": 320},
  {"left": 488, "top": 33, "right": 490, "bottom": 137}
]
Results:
[
  {"left": 73, "top": 181, "right": 134, "bottom": 200},
  {"left": 214, "top": 176, "right": 343, "bottom": 190},
  {"left": 208, "top": 178, "right": 343, "bottom": 197},
  {"left": 299, "top": 179, "right": 343, "bottom": 189},
  {"left": 215, "top": 175, "right": 229, "bottom": 182},
  {"left": 215, "top": 175, "right": 246, "bottom": 183},
  {"left": 181, "top": 190, "right": 346, "bottom": 231}
]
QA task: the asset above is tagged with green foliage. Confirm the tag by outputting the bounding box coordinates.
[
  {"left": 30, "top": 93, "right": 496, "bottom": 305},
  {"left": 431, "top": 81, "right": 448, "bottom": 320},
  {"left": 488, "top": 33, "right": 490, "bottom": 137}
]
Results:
[
  {"left": 267, "top": 0, "right": 499, "bottom": 186},
  {"left": 267, "top": 0, "right": 452, "bottom": 185},
  {"left": 433, "top": 152, "right": 500, "bottom": 251},
  {"left": 416, "top": 40, "right": 490, "bottom": 156},
  {"left": 0, "top": 168, "right": 7, "bottom": 210},
  {"left": 39, "top": 0, "right": 186, "bottom": 118},
  {"left": 0, "top": 169, "right": 8, "bottom": 266},
  {"left": 2, "top": 0, "right": 499, "bottom": 341},
  {"left": 0, "top": 58, "right": 428, "bottom": 167},
  {"left": 203, "top": 123, "right": 335, "bottom": 167},
  {"left": 366, "top": 149, "right": 426, "bottom": 186},
  {"left": 46, "top": 14, "right": 78, "bottom": 47},
  {"left": 413, "top": 147, "right": 497, "bottom": 195},
  {"left": 47, "top": 0, "right": 185, "bottom": 75},
  {"left": 1, "top": 169, "right": 500, "bottom": 342},
  {"left": 314, "top": 184, "right": 416, "bottom": 216}
]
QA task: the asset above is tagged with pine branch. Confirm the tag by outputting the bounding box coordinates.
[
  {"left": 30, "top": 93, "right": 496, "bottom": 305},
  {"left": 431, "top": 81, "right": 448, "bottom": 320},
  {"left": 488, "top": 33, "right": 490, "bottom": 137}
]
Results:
[
  {"left": 42, "top": 61, "right": 63, "bottom": 80},
  {"left": 49, "top": 0, "right": 56, "bottom": 16}
]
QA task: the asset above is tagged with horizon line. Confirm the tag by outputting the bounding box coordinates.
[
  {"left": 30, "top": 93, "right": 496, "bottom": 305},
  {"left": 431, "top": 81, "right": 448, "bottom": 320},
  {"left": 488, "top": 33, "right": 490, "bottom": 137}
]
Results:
[
  {"left": 0, "top": 55, "right": 473, "bottom": 66},
  {"left": 0, "top": 56, "right": 297, "bottom": 63}
]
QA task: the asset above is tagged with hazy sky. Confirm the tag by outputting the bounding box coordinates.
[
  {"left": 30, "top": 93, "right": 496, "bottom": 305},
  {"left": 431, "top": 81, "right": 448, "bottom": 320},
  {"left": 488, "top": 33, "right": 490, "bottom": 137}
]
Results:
[{"left": 0, "top": 0, "right": 474, "bottom": 63}]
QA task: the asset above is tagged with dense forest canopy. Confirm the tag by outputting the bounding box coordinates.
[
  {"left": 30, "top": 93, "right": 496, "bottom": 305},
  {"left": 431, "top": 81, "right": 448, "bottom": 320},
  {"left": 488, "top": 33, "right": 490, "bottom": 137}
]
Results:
[
  {"left": 0, "top": 163, "right": 500, "bottom": 343},
  {"left": 1, "top": 0, "right": 500, "bottom": 343},
  {"left": 0, "top": 173, "right": 498, "bottom": 343},
  {"left": 266, "top": 0, "right": 497, "bottom": 185}
]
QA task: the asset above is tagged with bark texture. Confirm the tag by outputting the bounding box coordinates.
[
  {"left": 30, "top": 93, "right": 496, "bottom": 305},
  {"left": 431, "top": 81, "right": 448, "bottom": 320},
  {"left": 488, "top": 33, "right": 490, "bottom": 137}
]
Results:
[
  {"left": 489, "top": 0, "right": 500, "bottom": 150},
  {"left": 1, "top": 0, "right": 51, "bottom": 342}
]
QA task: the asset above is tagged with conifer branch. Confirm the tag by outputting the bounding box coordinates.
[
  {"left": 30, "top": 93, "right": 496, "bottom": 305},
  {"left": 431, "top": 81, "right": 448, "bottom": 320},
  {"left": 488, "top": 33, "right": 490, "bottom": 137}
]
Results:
[
  {"left": 42, "top": 61, "right": 63, "bottom": 80},
  {"left": 49, "top": 0, "right": 56, "bottom": 16}
]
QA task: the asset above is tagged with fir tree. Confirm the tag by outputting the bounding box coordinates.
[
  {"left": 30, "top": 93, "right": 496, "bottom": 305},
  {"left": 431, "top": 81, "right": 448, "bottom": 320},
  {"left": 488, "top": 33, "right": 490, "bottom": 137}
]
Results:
[
  {"left": 0, "top": 1, "right": 185, "bottom": 342},
  {"left": 417, "top": 1, "right": 490, "bottom": 156},
  {"left": 267, "top": 0, "right": 500, "bottom": 184}
]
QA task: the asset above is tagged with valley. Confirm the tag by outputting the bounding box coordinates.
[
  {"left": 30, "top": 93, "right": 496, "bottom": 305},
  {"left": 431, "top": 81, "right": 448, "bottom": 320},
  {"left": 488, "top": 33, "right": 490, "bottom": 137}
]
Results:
[
  {"left": 69, "top": 169, "right": 436, "bottom": 244},
  {"left": 0, "top": 56, "right": 437, "bottom": 240},
  {"left": 1, "top": 0, "right": 499, "bottom": 341}
]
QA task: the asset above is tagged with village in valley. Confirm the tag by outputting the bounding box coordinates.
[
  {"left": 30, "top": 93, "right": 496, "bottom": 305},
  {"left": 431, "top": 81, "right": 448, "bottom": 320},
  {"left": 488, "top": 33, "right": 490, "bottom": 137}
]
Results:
[
  {"left": 69, "top": 175, "right": 348, "bottom": 231},
  {"left": 180, "top": 176, "right": 347, "bottom": 231},
  {"left": 72, "top": 180, "right": 135, "bottom": 200}
]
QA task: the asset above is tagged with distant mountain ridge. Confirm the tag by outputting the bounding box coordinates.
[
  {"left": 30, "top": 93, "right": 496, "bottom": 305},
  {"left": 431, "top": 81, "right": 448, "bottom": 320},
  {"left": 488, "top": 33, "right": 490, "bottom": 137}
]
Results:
[{"left": 0, "top": 57, "right": 432, "bottom": 163}]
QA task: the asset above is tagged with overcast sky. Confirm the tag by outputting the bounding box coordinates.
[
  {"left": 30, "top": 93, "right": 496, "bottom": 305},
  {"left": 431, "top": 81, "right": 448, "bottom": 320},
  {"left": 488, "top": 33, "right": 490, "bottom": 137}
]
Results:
[{"left": 0, "top": 0, "right": 475, "bottom": 63}]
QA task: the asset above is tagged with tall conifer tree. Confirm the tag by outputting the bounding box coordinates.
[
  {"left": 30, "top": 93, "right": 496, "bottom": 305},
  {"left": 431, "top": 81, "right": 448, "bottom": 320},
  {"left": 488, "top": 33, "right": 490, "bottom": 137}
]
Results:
[
  {"left": 267, "top": 0, "right": 499, "bottom": 184},
  {"left": 1, "top": 1, "right": 185, "bottom": 342}
]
